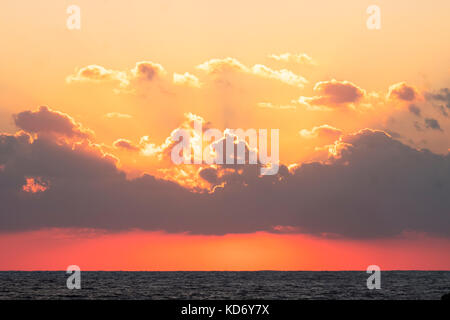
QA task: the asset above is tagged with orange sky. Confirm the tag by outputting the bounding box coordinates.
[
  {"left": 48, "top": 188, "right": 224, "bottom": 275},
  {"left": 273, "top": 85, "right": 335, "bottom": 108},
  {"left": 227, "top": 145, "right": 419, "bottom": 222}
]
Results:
[
  {"left": 1, "top": 229, "right": 450, "bottom": 271},
  {"left": 0, "top": 1, "right": 449, "bottom": 270}
]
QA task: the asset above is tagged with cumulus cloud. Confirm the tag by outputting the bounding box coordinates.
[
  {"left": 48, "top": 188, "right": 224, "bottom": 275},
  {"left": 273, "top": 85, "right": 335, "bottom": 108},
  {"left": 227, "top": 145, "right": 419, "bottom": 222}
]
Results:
[
  {"left": 130, "top": 61, "right": 166, "bottom": 82},
  {"left": 173, "top": 72, "right": 202, "bottom": 88},
  {"left": 295, "top": 79, "right": 366, "bottom": 110},
  {"left": 67, "top": 58, "right": 309, "bottom": 97},
  {"left": 197, "top": 57, "right": 307, "bottom": 88},
  {"left": 13, "top": 106, "right": 93, "bottom": 140},
  {"left": 388, "top": 82, "right": 419, "bottom": 102},
  {"left": 251, "top": 64, "right": 307, "bottom": 88},
  {"left": 140, "top": 113, "right": 206, "bottom": 159},
  {"left": 66, "top": 65, "right": 129, "bottom": 87},
  {"left": 300, "top": 125, "right": 343, "bottom": 140},
  {"left": 196, "top": 57, "right": 249, "bottom": 74},
  {"left": 139, "top": 112, "right": 270, "bottom": 176},
  {"left": 67, "top": 61, "right": 166, "bottom": 91},
  {"left": 1, "top": 110, "right": 449, "bottom": 238}
]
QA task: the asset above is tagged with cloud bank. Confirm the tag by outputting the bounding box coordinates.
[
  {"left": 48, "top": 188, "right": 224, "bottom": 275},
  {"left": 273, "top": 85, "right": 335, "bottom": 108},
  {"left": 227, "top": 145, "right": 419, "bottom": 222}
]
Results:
[{"left": 1, "top": 108, "right": 449, "bottom": 238}]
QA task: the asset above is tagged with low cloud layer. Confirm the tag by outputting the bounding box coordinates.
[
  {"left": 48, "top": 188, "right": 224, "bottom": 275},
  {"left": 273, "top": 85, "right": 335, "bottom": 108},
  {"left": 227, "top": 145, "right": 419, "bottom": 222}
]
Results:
[{"left": 1, "top": 108, "right": 449, "bottom": 238}]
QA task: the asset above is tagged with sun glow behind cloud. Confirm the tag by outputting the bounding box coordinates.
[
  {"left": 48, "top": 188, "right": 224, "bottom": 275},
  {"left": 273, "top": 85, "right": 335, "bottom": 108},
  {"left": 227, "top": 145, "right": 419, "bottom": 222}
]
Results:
[{"left": 0, "top": 0, "right": 449, "bottom": 271}]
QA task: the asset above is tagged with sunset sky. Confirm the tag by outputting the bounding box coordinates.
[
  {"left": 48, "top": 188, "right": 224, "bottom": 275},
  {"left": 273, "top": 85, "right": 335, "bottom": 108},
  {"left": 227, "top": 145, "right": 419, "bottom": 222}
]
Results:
[{"left": 0, "top": 0, "right": 449, "bottom": 270}]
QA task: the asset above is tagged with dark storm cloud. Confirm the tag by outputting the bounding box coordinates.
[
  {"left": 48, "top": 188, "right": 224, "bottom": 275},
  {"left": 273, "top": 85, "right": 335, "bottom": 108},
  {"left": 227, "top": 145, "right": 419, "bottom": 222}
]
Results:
[{"left": 1, "top": 111, "right": 450, "bottom": 238}]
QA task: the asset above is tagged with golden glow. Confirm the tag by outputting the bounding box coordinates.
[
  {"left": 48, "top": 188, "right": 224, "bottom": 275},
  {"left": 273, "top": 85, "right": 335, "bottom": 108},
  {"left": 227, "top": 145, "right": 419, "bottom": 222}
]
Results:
[
  {"left": 0, "top": 0, "right": 449, "bottom": 270},
  {"left": 1, "top": 230, "right": 449, "bottom": 271}
]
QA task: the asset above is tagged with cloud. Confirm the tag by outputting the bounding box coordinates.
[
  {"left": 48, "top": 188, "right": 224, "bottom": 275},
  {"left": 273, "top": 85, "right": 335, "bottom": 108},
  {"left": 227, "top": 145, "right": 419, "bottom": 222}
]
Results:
[
  {"left": 173, "top": 72, "right": 202, "bottom": 88},
  {"left": 414, "top": 121, "right": 423, "bottom": 132},
  {"left": 251, "top": 64, "right": 307, "bottom": 88},
  {"left": 105, "top": 112, "right": 132, "bottom": 119},
  {"left": 13, "top": 106, "right": 93, "bottom": 140},
  {"left": 113, "top": 139, "right": 140, "bottom": 152},
  {"left": 268, "top": 53, "right": 315, "bottom": 65},
  {"left": 130, "top": 61, "right": 166, "bottom": 82},
  {"left": 66, "top": 61, "right": 166, "bottom": 91},
  {"left": 408, "top": 104, "right": 421, "bottom": 117},
  {"left": 437, "top": 105, "right": 449, "bottom": 117},
  {"left": 257, "top": 102, "right": 296, "bottom": 110},
  {"left": 384, "top": 130, "right": 402, "bottom": 139},
  {"left": 388, "top": 82, "right": 419, "bottom": 102},
  {"left": 1, "top": 110, "right": 449, "bottom": 238},
  {"left": 295, "top": 79, "right": 366, "bottom": 110},
  {"left": 197, "top": 57, "right": 307, "bottom": 88},
  {"left": 300, "top": 125, "right": 343, "bottom": 140},
  {"left": 139, "top": 113, "right": 267, "bottom": 176},
  {"left": 67, "top": 58, "right": 308, "bottom": 97},
  {"left": 314, "top": 80, "right": 366, "bottom": 104},
  {"left": 196, "top": 57, "right": 249, "bottom": 74},
  {"left": 424, "top": 118, "right": 443, "bottom": 131},
  {"left": 425, "top": 88, "right": 450, "bottom": 109},
  {"left": 425, "top": 88, "right": 450, "bottom": 117},
  {"left": 66, "top": 65, "right": 129, "bottom": 87}
]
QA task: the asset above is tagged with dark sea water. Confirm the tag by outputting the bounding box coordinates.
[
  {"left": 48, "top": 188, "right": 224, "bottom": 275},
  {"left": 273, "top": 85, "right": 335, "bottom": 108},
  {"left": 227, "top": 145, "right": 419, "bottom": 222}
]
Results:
[{"left": 0, "top": 271, "right": 449, "bottom": 300}]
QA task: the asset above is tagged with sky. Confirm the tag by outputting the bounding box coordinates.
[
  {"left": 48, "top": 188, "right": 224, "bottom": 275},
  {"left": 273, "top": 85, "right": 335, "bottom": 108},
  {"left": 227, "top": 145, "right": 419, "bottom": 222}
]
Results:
[{"left": 0, "top": 0, "right": 449, "bottom": 270}]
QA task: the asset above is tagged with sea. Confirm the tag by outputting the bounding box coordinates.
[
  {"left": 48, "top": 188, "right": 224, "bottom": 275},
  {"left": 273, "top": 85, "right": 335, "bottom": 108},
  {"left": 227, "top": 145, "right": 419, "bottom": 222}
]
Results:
[{"left": 0, "top": 271, "right": 449, "bottom": 300}]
